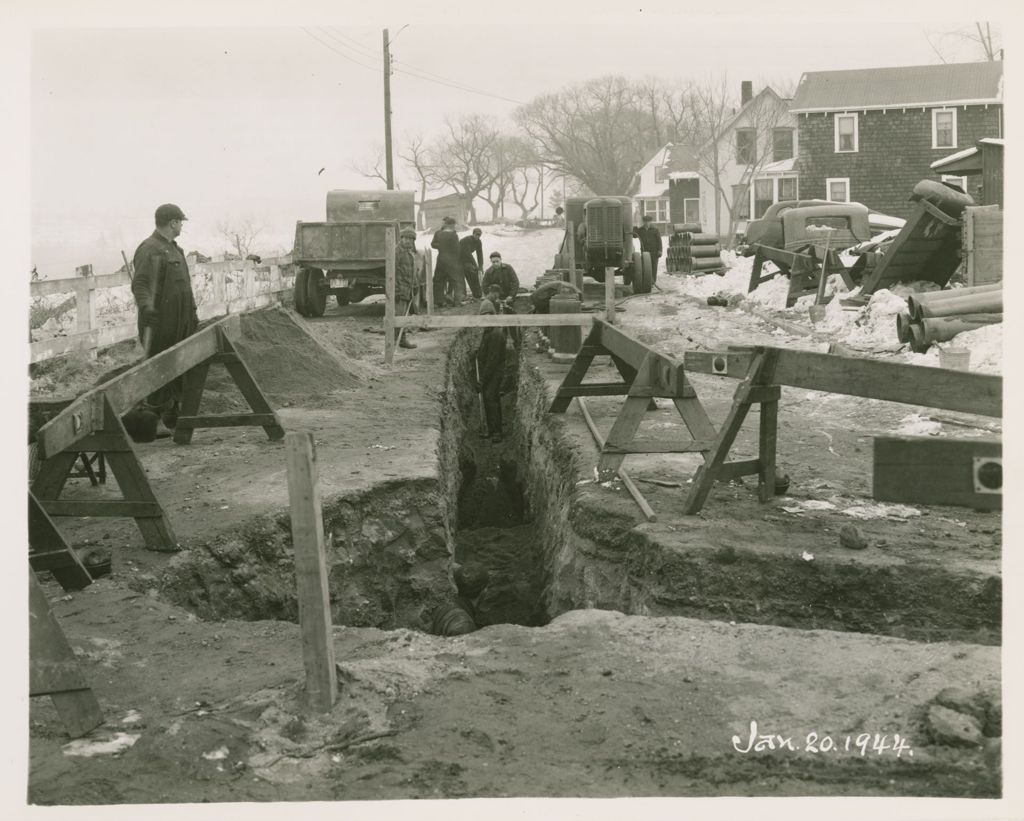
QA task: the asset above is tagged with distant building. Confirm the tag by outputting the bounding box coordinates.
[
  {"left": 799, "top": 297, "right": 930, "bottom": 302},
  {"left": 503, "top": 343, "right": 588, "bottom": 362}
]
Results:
[
  {"left": 186, "top": 250, "right": 212, "bottom": 266},
  {"left": 791, "top": 61, "right": 1003, "bottom": 219},
  {"left": 419, "top": 193, "right": 468, "bottom": 230},
  {"left": 930, "top": 137, "right": 1004, "bottom": 207}
]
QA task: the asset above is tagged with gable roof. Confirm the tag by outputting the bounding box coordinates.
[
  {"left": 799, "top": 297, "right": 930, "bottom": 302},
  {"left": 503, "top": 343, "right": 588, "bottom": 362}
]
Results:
[
  {"left": 791, "top": 61, "right": 1002, "bottom": 113},
  {"left": 665, "top": 141, "right": 700, "bottom": 176},
  {"left": 421, "top": 192, "right": 467, "bottom": 208}
]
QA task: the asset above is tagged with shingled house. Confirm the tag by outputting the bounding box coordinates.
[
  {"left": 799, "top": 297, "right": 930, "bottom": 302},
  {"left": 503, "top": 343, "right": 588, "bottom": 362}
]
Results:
[{"left": 791, "top": 61, "right": 1003, "bottom": 219}]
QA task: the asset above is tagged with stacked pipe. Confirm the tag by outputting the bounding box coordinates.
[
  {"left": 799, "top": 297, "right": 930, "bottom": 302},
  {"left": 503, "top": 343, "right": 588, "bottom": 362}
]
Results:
[
  {"left": 665, "top": 223, "right": 726, "bottom": 275},
  {"left": 897, "top": 283, "right": 1002, "bottom": 352}
]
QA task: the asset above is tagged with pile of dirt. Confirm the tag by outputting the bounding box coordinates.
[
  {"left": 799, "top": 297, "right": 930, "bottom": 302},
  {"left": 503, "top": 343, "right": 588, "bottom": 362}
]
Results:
[{"left": 224, "top": 307, "right": 364, "bottom": 401}]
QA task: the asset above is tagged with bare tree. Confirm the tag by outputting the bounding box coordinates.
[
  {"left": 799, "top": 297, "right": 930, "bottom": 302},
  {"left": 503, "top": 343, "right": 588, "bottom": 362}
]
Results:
[
  {"left": 399, "top": 131, "right": 436, "bottom": 220},
  {"left": 925, "top": 22, "right": 1002, "bottom": 62},
  {"left": 680, "top": 75, "right": 792, "bottom": 246},
  {"left": 428, "top": 115, "right": 505, "bottom": 223},
  {"left": 217, "top": 217, "right": 263, "bottom": 260},
  {"left": 349, "top": 145, "right": 391, "bottom": 187},
  {"left": 514, "top": 76, "right": 662, "bottom": 195}
]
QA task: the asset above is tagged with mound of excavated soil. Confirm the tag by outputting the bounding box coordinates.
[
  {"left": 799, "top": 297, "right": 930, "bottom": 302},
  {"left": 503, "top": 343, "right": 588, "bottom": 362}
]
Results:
[{"left": 220, "top": 307, "right": 364, "bottom": 402}]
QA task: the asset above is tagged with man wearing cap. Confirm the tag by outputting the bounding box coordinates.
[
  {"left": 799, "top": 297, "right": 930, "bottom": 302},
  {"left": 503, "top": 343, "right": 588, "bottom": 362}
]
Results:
[
  {"left": 474, "top": 299, "right": 506, "bottom": 443},
  {"left": 131, "top": 203, "right": 199, "bottom": 427},
  {"left": 458, "top": 227, "right": 484, "bottom": 301},
  {"left": 430, "top": 216, "right": 461, "bottom": 307},
  {"left": 636, "top": 214, "right": 663, "bottom": 283},
  {"left": 481, "top": 252, "right": 519, "bottom": 302},
  {"left": 393, "top": 228, "right": 418, "bottom": 349}
]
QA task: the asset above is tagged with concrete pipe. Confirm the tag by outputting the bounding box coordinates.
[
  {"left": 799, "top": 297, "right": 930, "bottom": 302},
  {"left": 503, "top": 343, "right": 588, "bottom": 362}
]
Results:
[
  {"left": 689, "top": 245, "right": 723, "bottom": 258},
  {"left": 908, "top": 322, "right": 929, "bottom": 353},
  {"left": 917, "top": 291, "right": 1003, "bottom": 319},
  {"left": 920, "top": 313, "right": 1003, "bottom": 345},
  {"left": 895, "top": 312, "right": 913, "bottom": 344},
  {"left": 690, "top": 257, "right": 724, "bottom": 270}
]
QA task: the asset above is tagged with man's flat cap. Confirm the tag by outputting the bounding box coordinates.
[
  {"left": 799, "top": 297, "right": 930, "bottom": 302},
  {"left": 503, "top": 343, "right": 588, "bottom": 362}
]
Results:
[
  {"left": 155, "top": 203, "right": 188, "bottom": 223},
  {"left": 400, "top": 228, "right": 417, "bottom": 238}
]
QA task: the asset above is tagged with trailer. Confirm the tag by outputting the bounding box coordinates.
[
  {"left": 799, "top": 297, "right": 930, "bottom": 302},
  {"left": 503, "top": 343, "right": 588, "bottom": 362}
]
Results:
[{"left": 291, "top": 190, "right": 426, "bottom": 317}]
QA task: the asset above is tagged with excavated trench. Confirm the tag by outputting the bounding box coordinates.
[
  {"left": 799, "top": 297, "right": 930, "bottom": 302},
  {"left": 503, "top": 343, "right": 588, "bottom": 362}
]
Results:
[{"left": 158, "top": 324, "right": 1000, "bottom": 646}]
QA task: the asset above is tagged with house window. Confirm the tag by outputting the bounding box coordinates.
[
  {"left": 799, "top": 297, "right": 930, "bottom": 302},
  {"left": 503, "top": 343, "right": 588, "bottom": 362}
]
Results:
[
  {"left": 773, "top": 128, "right": 794, "bottom": 162},
  {"left": 932, "top": 109, "right": 957, "bottom": 149},
  {"left": 643, "top": 198, "right": 670, "bottom": 223},
  {"left": 683, "top": 198, "right": 700, "bottom": 225},
  {"left": 733, "top": 184, "right": 750, "bottom": 220},
  {"left": 736, "top": 129, "right": 756, "bottom": 165},
  {"left": 753, "top": 179, "right": 774, "bottom": 218},
  {"left": 778, "top": 177, "right": 799, "bottom": 201},
  {"left": 834, "top": 113, "right": 859, "bottom": 153},
  {"left": 654, "top": 165, "right": 667, "bottom": 183},
  {"left": 941, "top": 174, "right": 968, "bottom": 193},
  {"left": 826, "top": 178, "right": 850, "bottom": 202}
]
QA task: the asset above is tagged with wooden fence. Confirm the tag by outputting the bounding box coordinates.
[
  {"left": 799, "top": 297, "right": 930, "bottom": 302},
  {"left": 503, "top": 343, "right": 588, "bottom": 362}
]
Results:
[{"left": 29, "top": 257, "right": 295, "bottom": 364}]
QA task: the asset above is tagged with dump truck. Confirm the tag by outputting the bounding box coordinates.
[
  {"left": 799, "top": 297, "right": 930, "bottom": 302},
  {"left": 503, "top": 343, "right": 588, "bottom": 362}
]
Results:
[
  {"left": 291, "top": 190, "right": 423, "bottom": 317},
  {"left": 553, "top": 196, "right": 653, "bottom": 294}
]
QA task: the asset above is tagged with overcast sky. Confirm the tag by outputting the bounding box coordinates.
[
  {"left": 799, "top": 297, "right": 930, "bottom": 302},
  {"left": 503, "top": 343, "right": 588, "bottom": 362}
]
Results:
[{"left": 15, "top": 5, "right": 1013, "bottom": 276}]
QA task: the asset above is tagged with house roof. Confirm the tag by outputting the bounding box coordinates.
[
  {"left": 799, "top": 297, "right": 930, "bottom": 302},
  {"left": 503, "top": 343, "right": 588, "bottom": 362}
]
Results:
[
  {"left": 790, "top": 61, "right": 1003, "bottom": 113},
  {"left": 421, "top": 193, "right": 467, "bottom": 208},
  {"left": 930, "top": 137, "right": 1004, "bottom": 173},
  {"left": 665, "top": 141, "right": 700, "bottom": 178}
]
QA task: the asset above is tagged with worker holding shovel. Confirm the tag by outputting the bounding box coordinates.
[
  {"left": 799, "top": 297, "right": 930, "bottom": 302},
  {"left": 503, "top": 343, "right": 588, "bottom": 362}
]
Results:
[
  {"left": 393, "top": 228, "right": 420, "bottom": 349},
  {"left": 131, "top": 203, "right": 199, "bottom": 429}
]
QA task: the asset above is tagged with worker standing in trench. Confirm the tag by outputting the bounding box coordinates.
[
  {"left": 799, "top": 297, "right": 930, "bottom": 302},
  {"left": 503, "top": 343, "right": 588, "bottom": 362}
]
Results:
[
  {"left": 131, "top": 203, "right": 199, "bottom": 429},
  {"left": 475, "top": 299, "right": 506, "bottom": 443}
]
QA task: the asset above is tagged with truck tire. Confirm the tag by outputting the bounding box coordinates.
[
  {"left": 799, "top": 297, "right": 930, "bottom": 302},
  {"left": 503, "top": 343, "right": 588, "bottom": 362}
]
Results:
[
  {"left": 306, "top": 269, "right": 327, "bottom": 317},
  {"left": 634, "top": 252, "right": 653, "bottom": 294},
  {"left": 350, "top": 284, "right": 369, "bottom": 304},
  {"left": 293, "top": 268, "right": 311, "bottom": 316},
  {"left": 588, "top": 265, "right": 606, "bottom": 283},
  {"left": 335, "top": 288, "right": 351, "bottom": 307}
]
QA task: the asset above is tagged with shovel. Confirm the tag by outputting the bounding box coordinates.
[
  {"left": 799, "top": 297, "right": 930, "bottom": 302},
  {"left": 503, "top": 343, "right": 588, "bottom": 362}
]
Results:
[{"left": 475, "top": 360, "right": 487, "bottom": 435}]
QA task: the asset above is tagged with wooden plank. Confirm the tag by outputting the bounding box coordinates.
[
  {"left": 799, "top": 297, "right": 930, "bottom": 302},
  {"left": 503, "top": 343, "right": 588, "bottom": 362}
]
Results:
[
  {"left": 686, "top": 348, "right": 1001, "bottom": 418},
  {"left": 392, "top": 313, "right": 594, "bottom": 328},
  {"left": 29, "top": 571, "right": 105, "bottom": 738},
  {"left": 171, "top": 360, "right": 212, "bottom": 445},
  {"left": 605, "top": 261, "right": 616, "bottom": 324},
  {"left": 576, "top": 398, "right": 656, "bottom": 523},
  {"left": 600, "top": 440, "right": 713, "bottom": 455},
  {"left": 216, "top": 331, "right": 286, "bottom": 441},
  {"left": 548, "top": 324, "right": 601, "bottom": 414},
  {"left": 554, "top": 382, "right": 630, "bottom": 397},
  {"left": 175, "top": 413, "right": 277, "bottom": 429},
  {"left": 873, "top": 436, "right": 1001, "bottom": 510},
  {"left": 64, "top": 434, "right": 132, "bottom": 452},
  {"left": 715, "top": 459, "right": 762, "bottom": 482},
  {"left": 30, "top": 270, "right": 131, "bottom": 298},
  {"left": 29, "top": 492, "right": 93, "bottom": 592},
  {"left": 384, "top": 225, "right": 396, "bottom": 364},
  {"left": 285, "top": 431, "right": 338, "bottom": 712},
  {"left": 40, "top": 500, "right": 163, "bottom": 518}
]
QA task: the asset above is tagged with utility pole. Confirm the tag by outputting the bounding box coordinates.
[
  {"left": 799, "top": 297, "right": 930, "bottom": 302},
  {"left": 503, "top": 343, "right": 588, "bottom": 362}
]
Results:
[
  {"left": 383, "top": 28, "right": 395, "bottom": 190},
  {"left": 539, "top": 165, "right": 545, "bottom": 219}
]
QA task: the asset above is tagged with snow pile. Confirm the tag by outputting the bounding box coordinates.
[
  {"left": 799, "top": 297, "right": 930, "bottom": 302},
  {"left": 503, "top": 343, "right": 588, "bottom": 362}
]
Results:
[
  {"left": 838, "top": 289, "right": 907, "bottom": 348},
  {"left": 937, "top": 323, "right": 1003, "bottom": 374}
]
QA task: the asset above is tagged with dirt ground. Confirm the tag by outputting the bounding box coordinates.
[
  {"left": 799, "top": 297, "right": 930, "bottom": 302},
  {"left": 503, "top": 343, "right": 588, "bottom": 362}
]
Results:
[{"left": 24, "top": 271, "right": 1006, "bottom": 809}]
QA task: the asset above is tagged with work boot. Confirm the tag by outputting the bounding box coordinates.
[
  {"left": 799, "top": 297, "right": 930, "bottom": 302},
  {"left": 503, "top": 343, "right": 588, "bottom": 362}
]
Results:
[{"left": 399, "top": 337, "right": 417, "bottom": 349}]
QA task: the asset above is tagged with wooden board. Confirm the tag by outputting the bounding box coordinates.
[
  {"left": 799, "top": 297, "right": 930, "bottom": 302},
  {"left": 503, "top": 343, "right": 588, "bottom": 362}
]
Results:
[
  {"left": 29, "top": 571, "right": 105, "bottom": 738},
  {"left": 684, "top": 348, "right": 1001, "bottom": 418},
  {"left": 392, "top": 313, "right": 594, "bottom": 328},
  {"left": 873, "top": 436, "right": 1001, "bottom": 510}
]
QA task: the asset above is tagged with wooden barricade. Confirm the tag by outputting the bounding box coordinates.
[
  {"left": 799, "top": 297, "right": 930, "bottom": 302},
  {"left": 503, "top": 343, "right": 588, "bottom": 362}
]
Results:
[
  {"left": 548, "top": 319, "right": 717, "bottom": 519},
  {"left": 32, "top": 314, "right": 285, "bottom": 551},
  {"left": 682, "top": 345, "right": 1002, "bottom": 513}
]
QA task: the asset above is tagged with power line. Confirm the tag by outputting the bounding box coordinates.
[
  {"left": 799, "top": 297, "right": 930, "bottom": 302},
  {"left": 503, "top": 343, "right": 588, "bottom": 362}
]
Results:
[
  {"left": 308, "top": 26, "right": 525, "bottom": 106},
  {"left": 300, "top": 27, "right": 381, "bottom": 73}
]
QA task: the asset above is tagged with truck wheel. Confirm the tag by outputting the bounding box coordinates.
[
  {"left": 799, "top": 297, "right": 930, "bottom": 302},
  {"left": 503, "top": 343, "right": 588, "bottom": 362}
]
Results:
[
  {"left": 293, "top": 268, "right": 311, "bottom": 316},
  {"left": 635, "top": 252, "right": 653, "bottom": 294},
  {"left": 588, "top": 265, "right": 606, "bottom": 283},
  {"left": 350, "top": 284, "right": 369, "bottom": 304},
  {"left": 306, "top": 269, "right": 327, "bottom": 317},
  {"left": 335, "top": 288, "right": 351, "bottom": 307}
]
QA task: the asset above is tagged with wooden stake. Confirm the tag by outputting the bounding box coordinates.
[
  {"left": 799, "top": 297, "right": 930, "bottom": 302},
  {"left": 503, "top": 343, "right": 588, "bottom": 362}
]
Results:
[
  {"left": 384, "top": 226, "right": 396, "bottom": 365},
  {"left": 285, "top": 431, "right": 337, "bottom": 713},
  {"left": 605, "top": 264, "right": 616, "bottom": 325}
]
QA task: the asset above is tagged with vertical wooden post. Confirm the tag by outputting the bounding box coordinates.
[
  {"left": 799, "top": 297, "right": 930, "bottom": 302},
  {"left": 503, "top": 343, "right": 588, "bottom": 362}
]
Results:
[
  {"left": 605, "top": 263, "right": 616, "bottom": 325},
  {"left": 213, "top": 268, "right": 226, "bottom": 305},
  {"left": 384, "top": 225, "right": 396, "bottom": 364},
  {"left": 285, "top": 431, "right": 338, "bottom": 713},
  {"left": 424, "top": 247, "right": 434, "bottom": 315},
  {"left": 244, "top": 265, "right": 255, "bottom": 301},
  {"left": 566, "top": 220, "right": 580, "bottom": 293}
]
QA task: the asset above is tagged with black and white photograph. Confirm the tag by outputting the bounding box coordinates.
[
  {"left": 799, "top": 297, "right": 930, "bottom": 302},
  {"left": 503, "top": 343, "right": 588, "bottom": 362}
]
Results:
[{"left": 4, "top": 1, "right": 1021, "bottom": 818}]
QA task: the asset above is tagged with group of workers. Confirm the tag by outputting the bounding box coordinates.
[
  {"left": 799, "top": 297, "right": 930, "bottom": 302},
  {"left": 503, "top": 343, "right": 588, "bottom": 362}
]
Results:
[{"left": 128, "top": 201, "right": 665, "bottom": 443}]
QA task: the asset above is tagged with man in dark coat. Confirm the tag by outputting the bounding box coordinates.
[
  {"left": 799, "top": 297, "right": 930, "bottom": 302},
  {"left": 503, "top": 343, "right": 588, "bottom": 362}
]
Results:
[
  {"left": 458, "top": 227, "right": 484, "bottom": 300},
  {"left": 430, "top": 216, "right": 462, "bottom": 307},
  {"left": 481, "top": 252, "right": 519, "bottom": 301},
  {"left": 475, "top": 299, "right": 506, "bottom": 443},
  {"left": 393, "top": 228, "right": 418, "bottom": 349},
  {"left": 131, "top": 203, "right": 199, "bottom": 427},
  {"left": 636, "top": 213, "right": 663, "bottom": 282}
]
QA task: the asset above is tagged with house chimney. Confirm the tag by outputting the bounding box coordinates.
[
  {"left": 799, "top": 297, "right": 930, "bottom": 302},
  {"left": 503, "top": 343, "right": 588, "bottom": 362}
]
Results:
[{"left": 741, "top": 80, "right": 753, "bottom": 106}]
